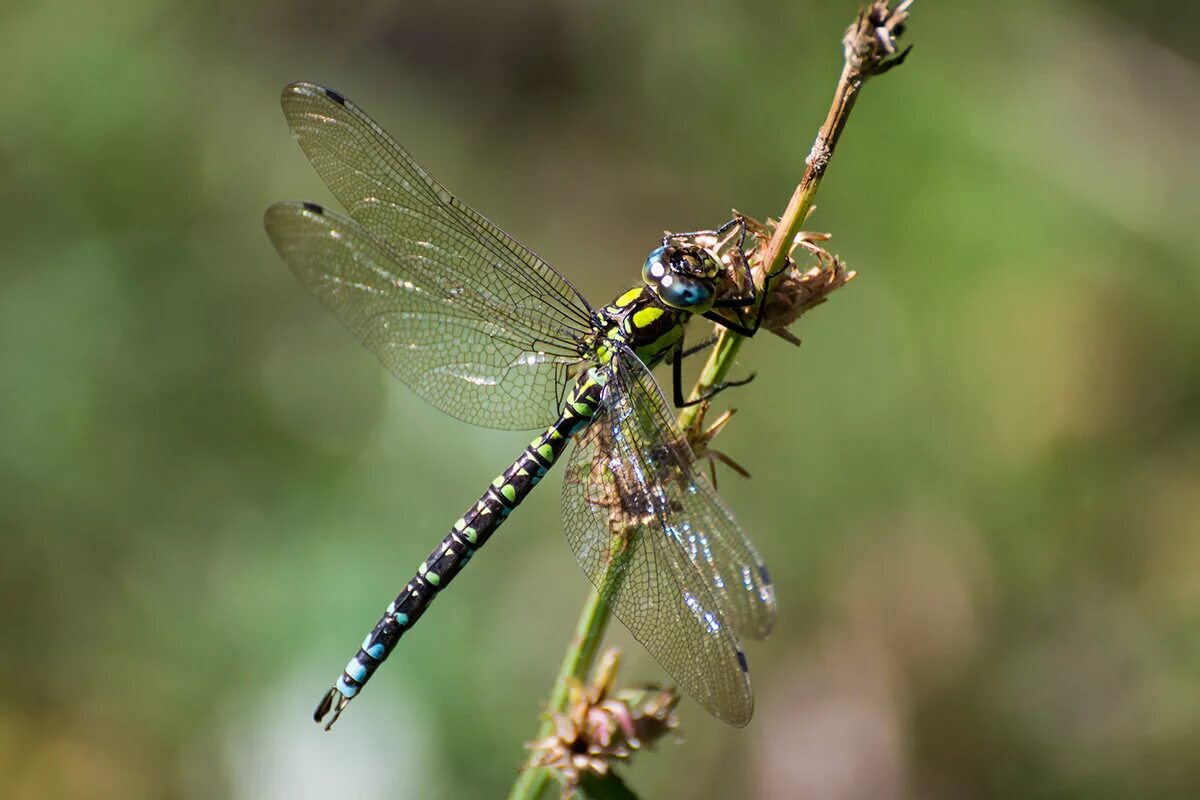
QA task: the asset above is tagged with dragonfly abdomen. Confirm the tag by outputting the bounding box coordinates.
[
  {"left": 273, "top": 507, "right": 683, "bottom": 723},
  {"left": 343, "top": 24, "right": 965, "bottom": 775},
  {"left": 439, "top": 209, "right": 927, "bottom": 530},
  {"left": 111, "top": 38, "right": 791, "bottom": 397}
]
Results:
[{"left": 314, "top": 372, "right": 605, "bottom": 729}]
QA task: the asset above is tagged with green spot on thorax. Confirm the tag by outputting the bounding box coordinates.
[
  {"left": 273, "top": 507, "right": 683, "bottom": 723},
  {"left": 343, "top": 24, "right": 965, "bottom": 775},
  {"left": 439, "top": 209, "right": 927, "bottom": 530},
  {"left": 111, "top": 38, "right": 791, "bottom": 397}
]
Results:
[
  {"left": 632, "top": 306, "right": 665, "bottom": 329},
  {"left": 614, "top": 287, "right": 643, "bottom": 307}
]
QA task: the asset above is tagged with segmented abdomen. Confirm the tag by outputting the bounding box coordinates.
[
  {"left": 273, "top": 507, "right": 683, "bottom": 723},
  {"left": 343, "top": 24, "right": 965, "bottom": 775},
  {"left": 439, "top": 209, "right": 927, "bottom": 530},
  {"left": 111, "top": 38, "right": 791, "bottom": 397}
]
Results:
[{"left": 315, "top": 371, "right": 604, "bottom": 728}]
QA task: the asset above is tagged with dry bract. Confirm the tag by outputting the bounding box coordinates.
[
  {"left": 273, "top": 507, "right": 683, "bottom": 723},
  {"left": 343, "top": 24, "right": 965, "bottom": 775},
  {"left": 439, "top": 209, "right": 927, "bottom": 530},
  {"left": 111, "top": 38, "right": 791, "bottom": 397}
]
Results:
[{"left": 739, "top": 213, "right": 857, "bottom": 346}]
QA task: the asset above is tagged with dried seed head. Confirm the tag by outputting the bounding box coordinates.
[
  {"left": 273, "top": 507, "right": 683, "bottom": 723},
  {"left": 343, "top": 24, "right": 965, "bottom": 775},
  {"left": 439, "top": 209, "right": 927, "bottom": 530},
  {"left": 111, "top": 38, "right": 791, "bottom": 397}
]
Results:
[
  {"left": 737, "top": 213, "right": 857, "bottom": 346},
  {"left": 526, "top": 650, "right": 682, "bottom": 797},
  {"left": 844, "top": 0, "right": 914, "bottom": 77}
]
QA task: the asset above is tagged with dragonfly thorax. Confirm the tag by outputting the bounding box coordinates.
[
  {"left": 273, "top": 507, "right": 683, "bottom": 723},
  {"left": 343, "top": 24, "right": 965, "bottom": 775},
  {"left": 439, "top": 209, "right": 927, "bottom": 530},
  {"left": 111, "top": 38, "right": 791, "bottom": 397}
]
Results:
[
  {"left": 596, "top": 285, "right": 691, "bottom": 370},
  {"left": 641, "top": 243, "right": 720, "bottom": 313}
]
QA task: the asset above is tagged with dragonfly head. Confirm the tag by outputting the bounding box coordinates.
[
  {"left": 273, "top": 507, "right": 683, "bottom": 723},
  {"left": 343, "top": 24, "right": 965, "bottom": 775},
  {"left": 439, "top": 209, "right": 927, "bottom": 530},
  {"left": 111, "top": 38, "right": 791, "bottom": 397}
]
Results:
[{"left": 642, "top": 244, "right": 720, "bottom": 313}]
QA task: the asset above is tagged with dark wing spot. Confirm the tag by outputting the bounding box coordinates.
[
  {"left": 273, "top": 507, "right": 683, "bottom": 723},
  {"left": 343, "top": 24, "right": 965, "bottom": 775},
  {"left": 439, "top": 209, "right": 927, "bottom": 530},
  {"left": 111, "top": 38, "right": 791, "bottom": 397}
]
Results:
[
  {"left": 323, "top": 87, "right": 347, "bottom": 106},
  {"left": 302, "top": 202, "right": 324, "bottom": 215},
  {"left": 736, "top": 650, "right": 749, "bottom": 673},
  {"left": 758, "top": 565, "right": 771, "bottom": 585}
]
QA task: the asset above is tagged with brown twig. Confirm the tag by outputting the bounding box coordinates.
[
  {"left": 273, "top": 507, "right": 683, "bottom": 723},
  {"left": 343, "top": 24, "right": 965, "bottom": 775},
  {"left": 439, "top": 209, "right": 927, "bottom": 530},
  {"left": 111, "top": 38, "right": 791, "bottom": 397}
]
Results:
[{"left": 677, "top": 0, "right": 914, "bottom": 435}]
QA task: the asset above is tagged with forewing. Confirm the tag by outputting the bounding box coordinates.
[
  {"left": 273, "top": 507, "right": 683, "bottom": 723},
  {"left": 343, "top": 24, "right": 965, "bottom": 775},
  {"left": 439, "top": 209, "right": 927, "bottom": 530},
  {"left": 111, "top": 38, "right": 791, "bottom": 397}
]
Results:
[
  {"left": 560, "top": 349, "right": 775, "bottom": 726},
  {"left": 265, "top": 201, "right": 582, "bottom": 430},
  {"left": 279, "top": 81, "right": 594, "bottom": 352}
]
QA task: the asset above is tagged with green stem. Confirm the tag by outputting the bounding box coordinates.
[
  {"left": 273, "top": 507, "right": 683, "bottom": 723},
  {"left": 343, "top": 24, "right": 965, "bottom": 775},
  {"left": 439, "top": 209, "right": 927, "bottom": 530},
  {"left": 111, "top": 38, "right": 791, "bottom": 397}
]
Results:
[
  {"left": 507, "top": 586, "right": 613, "bottom": 800},
  {"left": 676, "top": 322, "right": 748, "bottom": 434}
]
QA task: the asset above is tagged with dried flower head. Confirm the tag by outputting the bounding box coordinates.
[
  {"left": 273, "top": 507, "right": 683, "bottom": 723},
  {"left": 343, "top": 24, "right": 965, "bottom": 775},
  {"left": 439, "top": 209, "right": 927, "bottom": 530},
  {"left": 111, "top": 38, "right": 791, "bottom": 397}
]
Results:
[
  {"left": 844, "top": 0, "right": 914, "bottom": 76},
  {"left": 526, "top": 650, "right": 681, "bottom": 798},
  {"left": 732, "top": 213, "right": 857, "bottom": 346}
]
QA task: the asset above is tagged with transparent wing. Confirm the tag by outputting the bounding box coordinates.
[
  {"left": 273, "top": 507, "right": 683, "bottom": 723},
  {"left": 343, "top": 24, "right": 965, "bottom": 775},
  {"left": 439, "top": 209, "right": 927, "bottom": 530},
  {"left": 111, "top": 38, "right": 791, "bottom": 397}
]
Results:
[
  {"left": 265, "top": 201, "right": 585, "bottom": 430},
  {"left": 279, "top": 81, "right": 595, "bottom": 354},
  {"left": 560, "top": 348, "right": 776, "bottom": 726}
]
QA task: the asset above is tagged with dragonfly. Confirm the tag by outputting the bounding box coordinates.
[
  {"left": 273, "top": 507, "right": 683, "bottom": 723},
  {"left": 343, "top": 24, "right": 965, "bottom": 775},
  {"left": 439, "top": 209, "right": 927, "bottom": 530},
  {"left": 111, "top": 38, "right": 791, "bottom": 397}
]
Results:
[{"left": 264, "top": 82, "right": 777, "bottom": 730}]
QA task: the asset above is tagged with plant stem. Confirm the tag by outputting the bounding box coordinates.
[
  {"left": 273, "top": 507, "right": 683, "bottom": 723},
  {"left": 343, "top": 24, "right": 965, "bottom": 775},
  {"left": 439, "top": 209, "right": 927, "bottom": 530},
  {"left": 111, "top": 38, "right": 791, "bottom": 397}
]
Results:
[
  {"left": 508, "top": 4, "right": 913, "bottom": 797},
  {"left": 678, "top": 55, "right": 878, "bottom": 434},
  {"left": 507, "top": 586, "right": 613, "bottom": 800}
]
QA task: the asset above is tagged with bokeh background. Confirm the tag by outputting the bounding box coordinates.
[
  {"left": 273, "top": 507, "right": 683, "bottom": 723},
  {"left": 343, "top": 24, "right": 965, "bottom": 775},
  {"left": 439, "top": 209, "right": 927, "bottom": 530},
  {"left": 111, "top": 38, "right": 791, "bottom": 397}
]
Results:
[{"left": 3, "top": 1, "right": 1198, "bottom": 797}]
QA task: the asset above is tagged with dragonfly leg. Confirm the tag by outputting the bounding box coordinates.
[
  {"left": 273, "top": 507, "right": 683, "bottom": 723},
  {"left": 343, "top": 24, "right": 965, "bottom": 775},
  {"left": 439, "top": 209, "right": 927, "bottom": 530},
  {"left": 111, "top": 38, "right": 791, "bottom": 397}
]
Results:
[
  {"left": 680, "top": 334, "right": 718, "bottom": 360},
  {"left": 710, "top": 216, "right": 753, "bottom": 308},
  {"left": 703, "top": 309, "right": 759, "bottom": 338},
  {"left": 679, "top": 372, "right": 756, "bottom": 407},
  {"left": 671, "top": 339, "right": 756, "bottom": 408},
  {"left": 662, "top": 215, "right": 745, "bottom": 247},
  {"left": 704, "top": 215, "right": 793, "bottom": 337},
  {"left": 703, "top": 261, "right": 776, "bottom": 337}
]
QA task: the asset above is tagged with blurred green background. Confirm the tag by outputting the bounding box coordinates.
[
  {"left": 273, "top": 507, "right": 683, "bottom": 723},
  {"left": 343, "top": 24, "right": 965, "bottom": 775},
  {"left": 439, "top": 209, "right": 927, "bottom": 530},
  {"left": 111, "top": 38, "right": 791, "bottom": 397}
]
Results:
[{"left": 3, "top": 0, "right": 1198, "bottom": 797}]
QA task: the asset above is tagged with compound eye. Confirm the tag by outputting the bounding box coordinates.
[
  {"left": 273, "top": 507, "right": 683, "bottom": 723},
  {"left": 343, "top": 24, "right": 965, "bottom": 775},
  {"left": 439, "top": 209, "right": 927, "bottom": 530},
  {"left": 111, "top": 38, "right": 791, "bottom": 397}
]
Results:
[
  {"left": 642, "top": 246, "right": 670, "bottom": 286},
  {"left": 659, "top": 273, "right": 714, "bottom": 310}
]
